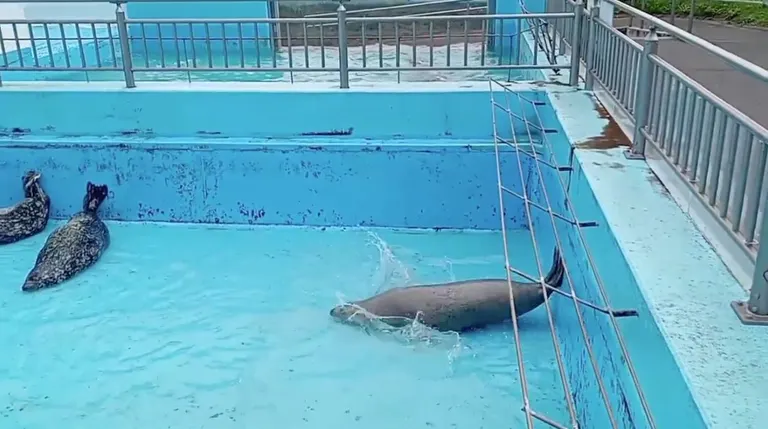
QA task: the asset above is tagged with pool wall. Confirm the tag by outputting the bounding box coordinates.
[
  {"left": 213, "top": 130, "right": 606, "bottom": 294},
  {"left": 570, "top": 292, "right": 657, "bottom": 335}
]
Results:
[
  {"left": 524, "top": 97, "right": 707, "bottom": 428},
  {"left": 0, "top": 84, "right": 539, "bottom": 229}
]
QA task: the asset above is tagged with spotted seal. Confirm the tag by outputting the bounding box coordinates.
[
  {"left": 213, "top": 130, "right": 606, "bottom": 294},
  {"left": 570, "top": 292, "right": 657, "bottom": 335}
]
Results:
[
  {"left": 0, "top": 171, "right": 51, "bottom": 245},
  {"left": 330, "top": 247, "right": 564, "bottom": 332},
  {"left": 22, "top": 182, "right": 110, "bottom": 292}
]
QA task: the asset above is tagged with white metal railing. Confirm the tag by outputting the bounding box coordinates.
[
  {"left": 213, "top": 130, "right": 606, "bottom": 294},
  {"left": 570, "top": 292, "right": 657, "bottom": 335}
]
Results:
[
  {"left": 545, "top": 0, "right": 768, "bottom": 325},
  {"left": 0, "top": 0, "right": 579, "bottom": 87}
]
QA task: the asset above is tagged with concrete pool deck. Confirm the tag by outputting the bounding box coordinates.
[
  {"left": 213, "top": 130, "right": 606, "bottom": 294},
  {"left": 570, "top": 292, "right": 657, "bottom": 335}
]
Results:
[
  {"left": 547, "top": 84, "right": 768, "bottom": 429},
  {"left": 0, "top": 79, "right": 766, "bottom": 427}
]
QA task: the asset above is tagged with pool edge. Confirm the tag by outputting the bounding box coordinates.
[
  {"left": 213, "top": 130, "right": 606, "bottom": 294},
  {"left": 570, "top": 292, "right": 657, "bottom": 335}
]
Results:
[{"left": 549, "top": 88, "right": 768, "bottom": 429}]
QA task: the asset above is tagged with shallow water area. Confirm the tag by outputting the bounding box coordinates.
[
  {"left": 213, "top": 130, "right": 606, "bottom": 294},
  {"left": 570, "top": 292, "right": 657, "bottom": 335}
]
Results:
[{"left": 0, "top": 222, "right": 566, "bottom": 428}]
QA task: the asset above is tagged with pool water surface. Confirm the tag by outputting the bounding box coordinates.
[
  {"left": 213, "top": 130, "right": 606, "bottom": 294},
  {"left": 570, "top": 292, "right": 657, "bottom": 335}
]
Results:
[{"left": 0, "top": 222, "right": 566, "bottom": 428}]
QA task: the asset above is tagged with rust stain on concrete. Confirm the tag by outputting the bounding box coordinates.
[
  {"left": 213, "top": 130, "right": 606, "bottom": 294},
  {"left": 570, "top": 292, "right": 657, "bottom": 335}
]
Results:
[{"left": 577, "top": 98, "right": 632, "bottom": 150}]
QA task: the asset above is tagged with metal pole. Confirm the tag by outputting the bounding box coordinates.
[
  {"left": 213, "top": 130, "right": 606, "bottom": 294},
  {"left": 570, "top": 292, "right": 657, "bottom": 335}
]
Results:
[
  {"left": 337, "top": 2, "right": 349, "bottom": 89},
  {"left": 115, "top": 3, "right": 136, "bottom": 88},
  {"left": 584, "top": 4, "right": 599, "bottom": 90},
  {"left": 686, "top": 0, "right": 696, "bottom": 33},
  {"left": 487, "top": 0, "right": 496, "bottom": 52},
  {"left": 732, "top": 206, "right": 768, "bottom": 325},
  {"left": 670, "top": 0, "right": 676, "bottom": 26},
  {"left": 627, "top": 26, "right": 658, "bottom": 159},
  {"left": 569, "top": 0, "right": 584, "bottom": 86}
]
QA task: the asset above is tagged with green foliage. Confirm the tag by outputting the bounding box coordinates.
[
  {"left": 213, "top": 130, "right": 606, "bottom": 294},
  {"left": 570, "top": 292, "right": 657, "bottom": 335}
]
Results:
[{"left": 639, "top": 0, "right": 768, "bottom": 27}]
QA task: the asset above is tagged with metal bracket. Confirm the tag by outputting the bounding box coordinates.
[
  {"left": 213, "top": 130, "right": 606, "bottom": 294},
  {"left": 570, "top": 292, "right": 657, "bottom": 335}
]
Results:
[
  {"left": 731, "top": 301, "right": 768, "bottom": 326},
  {"left": 623, "top": 149, "right": 645, "bottom": 160}
]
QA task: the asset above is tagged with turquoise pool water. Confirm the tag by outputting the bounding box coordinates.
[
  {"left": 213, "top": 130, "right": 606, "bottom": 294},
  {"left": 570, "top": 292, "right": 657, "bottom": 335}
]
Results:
[{"left": 0, "top": 221, "right": 567, "bottom": 428}]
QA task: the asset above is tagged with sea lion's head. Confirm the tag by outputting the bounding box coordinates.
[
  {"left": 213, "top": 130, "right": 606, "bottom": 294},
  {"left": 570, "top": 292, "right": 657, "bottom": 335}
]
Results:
[
  {"left": 329, "top": 303, "right": 372, "bottom": 326},
  {"left": 330, "top": 304, "right": 412, "bottom": 331}
]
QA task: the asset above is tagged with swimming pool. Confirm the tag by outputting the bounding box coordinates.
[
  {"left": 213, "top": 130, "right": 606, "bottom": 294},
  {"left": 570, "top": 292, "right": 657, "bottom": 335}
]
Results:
[{"left": 0, "top": 83, "right": 707, "bottom": 428}]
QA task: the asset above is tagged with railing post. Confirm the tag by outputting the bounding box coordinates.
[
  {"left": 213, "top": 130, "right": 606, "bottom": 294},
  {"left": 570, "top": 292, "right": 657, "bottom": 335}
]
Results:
[
  {"left": 115, "top": 3, "right": 136, "bottom": 89},
  {"left": 584, "top": 3, "right": 599, "bottom": 90},
  {"left": 569, "top": 0, "right": 584, "bottom": 87},
  {"left": 732, "top": 209, "right": 768, "bottom": 326},
  {"left": 337, "top": 2, "right": 350, "bottom": 89},
  {"left": 627, "top": 27, "right": 658, "bottom": 159}
]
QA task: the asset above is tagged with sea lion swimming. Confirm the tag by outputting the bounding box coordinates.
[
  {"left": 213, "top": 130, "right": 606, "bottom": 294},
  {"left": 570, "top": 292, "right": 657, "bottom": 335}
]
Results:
[
  {"left": 0, "top": 171, "right": 51, "bottom": 245},
  {"left": 330, "top": 248, "right": 564, "bottom": 332},
  {"left": 22, "top": 182, "right": 110, "bottom": 292}
]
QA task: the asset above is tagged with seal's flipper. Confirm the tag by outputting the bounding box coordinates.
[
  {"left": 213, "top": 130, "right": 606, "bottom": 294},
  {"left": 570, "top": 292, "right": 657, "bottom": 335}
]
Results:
[
  {"left": 22, "top": 171, "right": 41, "bottom": 198},
  {"left": 544, "top": 247, "right": 565, "bottom": 290},
  {"left": 377, "top": 316, "right": 414, "bottom": 328},
  {"left": 83, "top": 182, "right": 109, "bottom": 213}
]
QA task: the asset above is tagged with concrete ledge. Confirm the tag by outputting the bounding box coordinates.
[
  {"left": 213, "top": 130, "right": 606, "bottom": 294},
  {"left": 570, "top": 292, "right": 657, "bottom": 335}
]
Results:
[{"left": 549, "top": 88, "right": 768, "bottom": 429}]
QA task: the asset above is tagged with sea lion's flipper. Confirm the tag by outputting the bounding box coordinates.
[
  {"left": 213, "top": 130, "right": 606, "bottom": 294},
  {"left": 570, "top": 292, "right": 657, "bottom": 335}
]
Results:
[
  {"left": 544, "top": 247, "right": 565, "bottom": 289},
  {"left": 377, "top": 316, "right": 414, "bottom": 328},
  {"left": 83, "top": 182, "right": 109, "bottom": 213},
  {"left": 22, "top": 171, "right": 41, "bottom": 198}
]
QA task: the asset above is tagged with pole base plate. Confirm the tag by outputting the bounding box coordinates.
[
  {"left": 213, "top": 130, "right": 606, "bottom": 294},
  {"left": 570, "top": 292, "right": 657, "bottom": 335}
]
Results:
[
  {"left": 623, "top": 149, "right": 645, "bottom": 160},
  {"left": 731, "top": 301, "right": 768, "bottom": 326}
]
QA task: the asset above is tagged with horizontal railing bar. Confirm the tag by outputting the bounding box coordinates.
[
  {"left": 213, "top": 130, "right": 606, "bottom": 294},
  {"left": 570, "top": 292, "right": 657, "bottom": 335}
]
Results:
[
  {"left": 0, "top": 13, "right": 574, "bottom": 26},
  {"left": 647, "top": 54, "right": 768, "bottom": 142},
  {"left": 305, "top": 0, "right": 482, "bottom": 18},
  {"left": 348, "top": 64, "right": 567, "bottom": 71},
  {"left": 399, "top": 6, "right": 487, "bottom": 17},
  {"left": 0, "top": 0, "right": 324, "bottom": 2},
  {"left": 0, "top": 66, "right": 121, "bottom": 71},
  {"left": 602, "top": 0, "right": 768, "bottom": 84},
  {"left": 125, "top": 18, "right": 336, "bottom": 24},
  {"left": 347, "top": 12, "right": 575, "bottom": 22},
  {"left": 0, "top": 19, "right": 117, "bottom": 24},
  {"left": 0, "top": 65, "right": 568, "bottom": 73},
  {"left": 594, "top": 16, "right": 642, "bottom": 51}
]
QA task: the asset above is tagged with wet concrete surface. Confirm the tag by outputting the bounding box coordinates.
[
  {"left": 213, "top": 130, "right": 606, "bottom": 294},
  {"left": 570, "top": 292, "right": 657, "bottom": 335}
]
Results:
[
  {"left": 577, "top": 97, "right": 631, "bottom": 149},
  {"left": 616, "top": 16, "right": 768, "bottom": 129}
]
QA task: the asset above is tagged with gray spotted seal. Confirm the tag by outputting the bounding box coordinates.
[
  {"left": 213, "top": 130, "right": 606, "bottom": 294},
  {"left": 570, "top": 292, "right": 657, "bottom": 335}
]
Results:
[
  {"left": 330, "top": 248, "right": 564, "bottom": 332},
  {"left": 22, "top": 182, "right": 110, "bottom": 292},
  {"left": 0, "top": 171, "right": 51, "bottom": 245}
]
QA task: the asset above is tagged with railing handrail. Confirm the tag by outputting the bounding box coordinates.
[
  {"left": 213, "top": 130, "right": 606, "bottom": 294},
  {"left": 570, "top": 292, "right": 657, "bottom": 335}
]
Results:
[
  {"left": 0, "top": 0, "right": 330, "bottom": 2},
  {"left": 602, "top": 0, "right": 768, "bottom": 85},
  {"left": 304, "top": 0, "right": 483, "bottom": 18},
  {"left": 346, "top": 12, "right": 574, "bottom": 22}
]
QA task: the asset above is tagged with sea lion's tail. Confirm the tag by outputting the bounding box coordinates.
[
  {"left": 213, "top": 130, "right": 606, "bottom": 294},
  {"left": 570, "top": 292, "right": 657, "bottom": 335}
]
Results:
[
  {"left": 83, "top": 182, "right": 109, "bottom": 213},
  {"left": 544, "top": 247, "right": 565, "bottom": 292}
]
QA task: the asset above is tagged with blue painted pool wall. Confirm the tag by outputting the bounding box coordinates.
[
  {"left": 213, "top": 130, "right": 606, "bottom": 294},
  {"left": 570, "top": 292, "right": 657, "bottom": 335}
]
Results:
[
  {"left": 527, "top": 94, "right": 707, "bottom": 428},
  {"left": 0, "top": 141, "right": 525, "bottom": 230},
  {"left": 125, "top": 2, "right": 274, "bottom": 55},
  {"left": 0, "top": 88, "right": 541, "bottom": 228},
  {"left": 0, "top": 89, "right": 539, "bottom": 139}
]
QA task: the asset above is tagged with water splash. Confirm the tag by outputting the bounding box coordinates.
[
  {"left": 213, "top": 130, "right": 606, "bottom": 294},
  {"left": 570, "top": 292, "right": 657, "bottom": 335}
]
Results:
[
  {"left": 366, "top": 230, "right": 412, "bottom": 293},
  {"left": 332, "top": 301, "right": 463, "bottom": 359}
]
